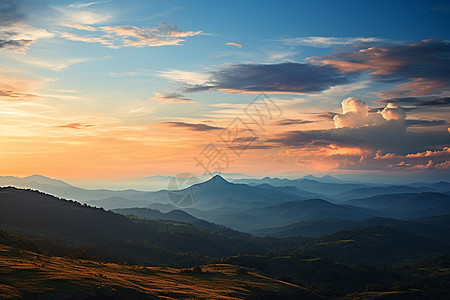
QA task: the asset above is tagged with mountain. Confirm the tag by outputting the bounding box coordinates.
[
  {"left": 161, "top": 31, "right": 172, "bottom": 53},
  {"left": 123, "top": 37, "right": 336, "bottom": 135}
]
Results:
[
  {"left": 252, "top": 216, "right": 450, "bottom": 241},
  {"left": 233, "top": 177, "right": 369, "bottom": 197},
  {"left": 84, "top": 175, "right": 318, "bottom": 211},
  {"left": 173, "top": 175, "right": 313, "bottom": 210},
  {"left": 184, "top": 197, "right": 384, "bottom": 232},
  {"left": 250, "top": 198, "right": 381, "bottom": 225},
  {"left": 0, "top": 186, "right": 267, "bottom": 264},
  {"left": 0, "top": 174, "right": 72, "bottom": 187},
  {"left": 336, "top": 186, "right": 438, "bottom": 201},
  {"left": 343, "top": 192, "right": 450, "bottom": 218},
  {"left": 0, "top": 175, "right": 154, "bottom": 202}
]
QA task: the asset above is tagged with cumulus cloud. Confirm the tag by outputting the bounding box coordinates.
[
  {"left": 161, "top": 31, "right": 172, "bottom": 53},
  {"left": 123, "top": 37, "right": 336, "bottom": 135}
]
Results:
[
  {"left": 380, "top": 102, "right": 405, "bottom": 121},
  {"left": 270, "top": 95, "right": 448, "bottom": 156},
  {"left": 332, "top": 97, "right": 404, "bottom": 128},
  {"left": 152, "top": 92, "right": 193, "bottom": 103}
]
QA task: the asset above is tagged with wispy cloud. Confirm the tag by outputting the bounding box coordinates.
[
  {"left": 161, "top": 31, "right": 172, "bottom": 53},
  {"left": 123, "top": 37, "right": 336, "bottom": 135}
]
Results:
[
  {"left": 274, "top": 119, "right": 314, "bottom": 126},
  {"left": 280, "top": 36, "right": 384, "bottom": 47},
  {"left": 60, "top": 22, "right": 202, "bottom": 48},
  {"left": 68, "top": 1, "right": 110, "bottom": 9},
  {"left": 162, "top": 122, "right": 223, "bottom": 131},
  {"left": 57, "top": 122, "right": 94, "bottom": 129},
  {"left": 157, "top": 69, "right": 210, "bottom": 85},
  {"left": 152, "top": 92, "right": 193, "bottom": 103},
  {"left": 226, "top": 42, "right": 242, "bottom": 48}
]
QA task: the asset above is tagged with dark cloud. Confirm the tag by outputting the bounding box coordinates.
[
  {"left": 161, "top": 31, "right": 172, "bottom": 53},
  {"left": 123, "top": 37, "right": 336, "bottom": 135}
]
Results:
[
  {"left": 0, "top": 1, "right": 23, "bottom": 25},
  {"left": 228, "top": 144, "right": 273, "bottom": 150},
  {"left": 185, "top": 62, "right": 356, "bottom": 94},
  {"left": 152, "top": 92, "right": 193, "bottom": 103},
  {"left": 164, "top": 122, "right": 223, "bottom": 131},
  {"left": 406, "top": 119, "right": 448, "bottom": 127},
  {"left": 380, "top": 96, "right": 450, "bottom": 107},
  {"left": 0, "top": 0, "right": 50, "bottom": 52},
  {"left": 274, "top": 119, "right": 314, "bottom": 126},
  {"left": 269, "top": 121, "right": 449, "bottom": 155},
  {"left": 417, "top": 97, "right": 450, "bottom": 106},
  {"left": 312, "top": 40, "right": 450, "bottom": 96},
  {"left": 0, "top": 39, "right": 33, "bottom": 51},
  {"left": 312, "top": 112, "right": 337, "bottom": 120}
]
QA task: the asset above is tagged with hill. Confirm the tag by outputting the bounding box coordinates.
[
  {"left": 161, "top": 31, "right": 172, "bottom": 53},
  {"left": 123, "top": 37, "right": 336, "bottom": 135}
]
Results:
[
  {"left": 113, "top": 207, "right": 246, "bottom": 237},
  {"left": 0, "top": 241, "right": 318, "bottom": 300},
  {"left": 0, "top": 187, "right": 266, "bottom": 265}
]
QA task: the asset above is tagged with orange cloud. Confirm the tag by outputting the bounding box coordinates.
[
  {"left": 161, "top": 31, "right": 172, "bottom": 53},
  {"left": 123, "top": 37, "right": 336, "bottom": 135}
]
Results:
[
  {"left": 226, "top": 42, "right": 242, "bottom": 48},
  {"left": 57, "top": 123, "right": 94, "bottom": 129}
]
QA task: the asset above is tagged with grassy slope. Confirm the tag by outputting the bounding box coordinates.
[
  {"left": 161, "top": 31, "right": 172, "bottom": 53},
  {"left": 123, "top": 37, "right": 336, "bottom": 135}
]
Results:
[{"left": 0, "top": 243, "right": 320, "bottom": 300}]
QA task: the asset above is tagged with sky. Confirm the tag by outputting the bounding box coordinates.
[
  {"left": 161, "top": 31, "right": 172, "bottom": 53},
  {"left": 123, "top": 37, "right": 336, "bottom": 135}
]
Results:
[{"left": 0, "top": 0, "right": 449, "bottom": 185}]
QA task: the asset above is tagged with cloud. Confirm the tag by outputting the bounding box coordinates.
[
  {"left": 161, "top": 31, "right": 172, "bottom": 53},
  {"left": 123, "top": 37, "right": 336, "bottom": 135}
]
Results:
[
  {"left": 56, "top": 6, "right": 111, "bottom": 25},
  {"left": 0, "top": 72, "right": 42, "bottom": 101},
  {"left": 152, "top": 92, "right": 193, "bottom": 103},
  {"left": 181, "top": 62, "right": 355, "bottom": 94},
  {"left": 63, "top": 24, "right": 97, "bottom": 31},
  {"left": 274, "top": 119, "right": 314, "bottom": 126},
  {"left": 380, "top": 102, "right": 405, "bottom": 121},
  {"left": 270, "top": 97, "right": 448, "bottom": 156},
  {"left": 157, "top": 69, "right": 210, "bottom": 85},
  {"left": 332, "top": 97, "right": 402, "bottom": 128},
  {"left": 280, "top": 36, "right": 384, "bottom": 47},
  {"left": 311, "top": 40, "right": 450, "bottom": 96},
  {"left": 417, "top": 97, "right": 450, "bottom": 106},
  {"left": 59, "top": 31, "right": 114, "bottom": 47},
  {"left": 226, "top": 42, "right": 242, "bottom": 48},
  {"left": 272, "top": 121, "right": 449, "bottom": 156},
  {"left": 68, "top": 1, "right": 110, "bottom": 9},
  {"left": 57, "top": 123, "right": 94, "bottom": 129},
  {"left": 0, "top": 1, "right": 53, "bottom": 53},
  {"left": 60, "top": 22, "right": 202, "bottom": 48},
  {"left": 380, "top": 96, "right": 450, "bottom": 107},
  {"left": 406, "top": 119, "right": 448, "bottom": 127},
  {"left": 163, "top": 122, "right": 223, "bottom": 131}
]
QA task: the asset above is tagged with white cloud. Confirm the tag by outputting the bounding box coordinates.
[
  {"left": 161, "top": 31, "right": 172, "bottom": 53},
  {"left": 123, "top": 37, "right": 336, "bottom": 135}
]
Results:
[
  {"left": 157, "top": 69, "right": 209, "bottom": 85},
  {"left": 68, "top": 1, "right": 110, "bottom": 9},
  {"left": 333, "top": 97, "right": 405, "bottom": 128},
  {"left": 380, "top": 102, "right": 405, "bottom": 121}
]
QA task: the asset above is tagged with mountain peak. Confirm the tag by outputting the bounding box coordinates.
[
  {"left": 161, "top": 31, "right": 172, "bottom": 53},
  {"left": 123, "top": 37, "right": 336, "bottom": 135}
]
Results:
[{"left": 204, "top": 174, "right": 230, "bottom": 186}]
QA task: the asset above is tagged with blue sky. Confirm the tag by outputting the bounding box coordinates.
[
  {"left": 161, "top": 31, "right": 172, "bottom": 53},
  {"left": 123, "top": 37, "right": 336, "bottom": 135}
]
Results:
[{"left": 0, "top": 0, "right": 449, "bottom": 184}]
